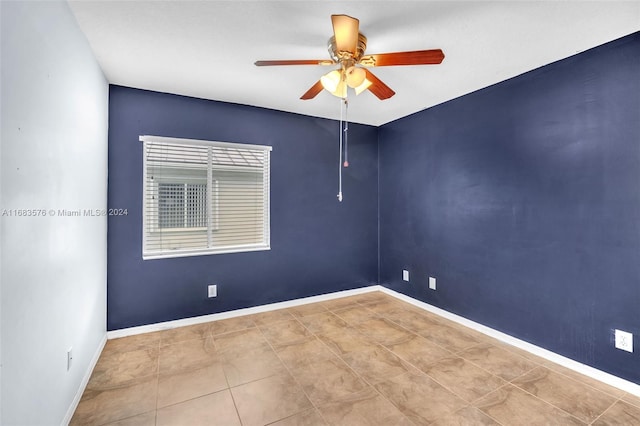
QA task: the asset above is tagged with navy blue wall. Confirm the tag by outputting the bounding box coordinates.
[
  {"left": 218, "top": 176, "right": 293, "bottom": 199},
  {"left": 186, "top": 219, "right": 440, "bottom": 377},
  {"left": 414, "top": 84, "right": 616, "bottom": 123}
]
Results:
[
  {"left": 379, "top": 33, "right": 640, "bottom": 384},
  {"left": 108, "top": 86, "right": 378, "bottom": 330}
]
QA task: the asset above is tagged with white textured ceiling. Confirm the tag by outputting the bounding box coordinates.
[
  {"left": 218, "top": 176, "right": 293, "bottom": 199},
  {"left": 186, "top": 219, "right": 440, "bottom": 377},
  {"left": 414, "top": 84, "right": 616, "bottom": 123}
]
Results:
[{"left": 68, "top": 1, "right": 639, "bottom": 126}]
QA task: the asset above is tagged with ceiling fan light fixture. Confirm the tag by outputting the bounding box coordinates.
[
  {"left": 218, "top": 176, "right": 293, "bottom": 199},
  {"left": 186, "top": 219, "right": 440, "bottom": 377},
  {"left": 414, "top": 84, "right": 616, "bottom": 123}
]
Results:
[
  {"left": 331, "top": 79, "right": 348, "bottom": 98},
  {"left": 354, "top": 78, "right": 372, "bottom": 95},
  {"left": 255, "top": 15, "right": 445, "bottom": 102},
  {"left": 320, "top": 69, "right": 342, "bottom": 93},
  {"left": 345, "top": 66, "right": 366, "bottom": 88}
]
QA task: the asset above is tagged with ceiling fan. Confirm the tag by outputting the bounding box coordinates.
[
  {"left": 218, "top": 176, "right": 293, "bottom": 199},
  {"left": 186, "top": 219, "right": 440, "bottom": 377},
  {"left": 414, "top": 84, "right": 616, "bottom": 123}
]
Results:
[{"left": 255, "top": 14, "right": 445, "bottom": 100}]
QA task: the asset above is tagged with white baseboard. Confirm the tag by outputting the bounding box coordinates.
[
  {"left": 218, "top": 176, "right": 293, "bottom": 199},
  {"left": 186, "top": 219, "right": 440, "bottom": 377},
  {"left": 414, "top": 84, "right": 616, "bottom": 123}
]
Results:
[
  {"left": 61, "top": 333, "right": 107, "bottom": 426},
  {"left": 104, "top": 284, "right": 640, "bottom": 398},
  {"left": 107, "top": 285, "right": 381, "bottom": 339},
  {"left": 380, "top": 287, "right": 640, "bottom": 398}
]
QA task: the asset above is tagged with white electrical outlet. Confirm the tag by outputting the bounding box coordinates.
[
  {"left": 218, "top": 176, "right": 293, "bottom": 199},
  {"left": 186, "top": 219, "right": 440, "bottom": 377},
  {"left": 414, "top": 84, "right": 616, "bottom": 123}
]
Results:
[
  {"left": 429, "top": 276, "right": 436, "bottom": 290},
  {"left": 402, "top": 270, "right": 409, "bottom": 282},
  {"left": 208, "top": 284, "right": 217, "bottom": 298},
  {"left": 67, "top": 347, "right": 73, "bottom": 371},
  {"left": 615, "top": 329, "right": 633, "bottom": 353}
]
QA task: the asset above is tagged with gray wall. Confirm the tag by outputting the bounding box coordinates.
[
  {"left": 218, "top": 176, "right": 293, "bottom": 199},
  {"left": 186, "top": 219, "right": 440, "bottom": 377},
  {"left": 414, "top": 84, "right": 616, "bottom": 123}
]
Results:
[{"left": 1, "top": 1, "right": 109, "bottom": 423}]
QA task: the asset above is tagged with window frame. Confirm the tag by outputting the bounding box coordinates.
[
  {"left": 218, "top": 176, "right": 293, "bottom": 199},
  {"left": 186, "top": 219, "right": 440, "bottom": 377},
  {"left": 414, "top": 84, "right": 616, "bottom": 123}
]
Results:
[{"left": 140, "top": 135, "right": 272, "bottom": 260}]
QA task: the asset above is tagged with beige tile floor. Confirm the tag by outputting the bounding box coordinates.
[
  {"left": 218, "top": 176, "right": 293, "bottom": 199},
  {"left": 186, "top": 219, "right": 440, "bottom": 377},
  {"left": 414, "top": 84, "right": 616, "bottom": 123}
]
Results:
[{"left": 71, "top": 291, "right": 640, "bottom": 425}]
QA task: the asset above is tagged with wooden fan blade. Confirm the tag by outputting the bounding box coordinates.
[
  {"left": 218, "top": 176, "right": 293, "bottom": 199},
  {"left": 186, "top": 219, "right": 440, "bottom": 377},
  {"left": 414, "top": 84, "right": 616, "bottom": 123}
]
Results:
[
  {"left": 331, "top": 14, "right": 359, "bottom": 53},
  {"left": 255, "top": 59, "right": 335, "bottom": 66},
  {"left": 364, "top": 69, "right": 395, "bottom": 100},
  {"left": 360, "top": 49, "right": 445, "bottom": 67},
  {"left": 300, "top": 80, "right": 324, "bottom": 100}
]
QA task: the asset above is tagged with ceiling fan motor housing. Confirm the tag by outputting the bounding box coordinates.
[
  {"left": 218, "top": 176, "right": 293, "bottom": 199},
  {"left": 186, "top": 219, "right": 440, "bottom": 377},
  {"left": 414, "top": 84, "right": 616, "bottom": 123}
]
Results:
[{"left": 328, "top": 33, "right": 368, "bottom": 67}]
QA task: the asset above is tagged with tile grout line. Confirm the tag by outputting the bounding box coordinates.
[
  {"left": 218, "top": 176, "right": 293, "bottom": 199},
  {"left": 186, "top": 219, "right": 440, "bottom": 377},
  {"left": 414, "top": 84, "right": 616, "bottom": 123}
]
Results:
[
  {"left": 481, "top": 380, "right": 574, "bottom": 413},
  {"left": 585, "top": 395, "right": 623, "bottom": 425},
  {"left": 153, "top": 325, "right": 247, "bottom": 424},
  {"left": 325, "top": 297, "right": 474, "bottom": 422},
  {"left": 370, "top": 297, "right": 511, "bottom": 424},
  {"left": 469, "top": 382, "right": 517, "bottom": 426},
  {"left": 288, "top": 298, "right": 417, "bottom": 424},
  {"left": 371, "top": 299, "right": 619, "bottom": 423},
  {"left": 320, "top": 302, "right": 418, "bottom": 425},
  {"left": 352, "top": 299, "right": 539, "bottom": 423},
  {"left": 459, "top": 350, "right": 607, "bottom": 424},
  {"left": 92, "top": 336, "right": 162, "bottom": 426},
  {"left": 209, "top": 328, "right": 244, "bottom": 426},
  {"left": 372, "top": 308, "right": 463, "bottom": 356},
  {"left": 325, "top": 297, "right": 462, "bottom": 424},
  {"left": 453, "top": 345, "right": 539, "bottom": 387},
  {"left": 511, "top": 364, "right": 622, "bottom": 423},
  {"left": 540, "top": 361, "right": 628, "bottom": 400},
  {"left": 367, "top": 307, "right": 508, "bottom": 406},
  {"left": 432, "top": 404, "right": 507, "bottom": 426},
  {"left": 252, "top": 312, "right": 330, "bottom": 425},
  {"left": 622, "top": 394, "right": 640, "bottom": 410},
  {"left": 501, "top": 379, "right": 594, "bottom": 424},
  {"left": 97, "top": 337, "right": 162, "bottom": 426},
  {"left": 489, "top": 335, "right": 622, "bottom": 401},
  {"left": 296, "top": 304, "right": 412, "bottom": 424}
]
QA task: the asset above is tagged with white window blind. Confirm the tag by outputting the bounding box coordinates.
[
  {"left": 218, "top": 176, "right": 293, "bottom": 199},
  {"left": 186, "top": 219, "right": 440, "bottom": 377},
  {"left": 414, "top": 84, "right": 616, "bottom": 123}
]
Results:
[{"left": 140, "top": 135, "right": 271, "bottom": 259}]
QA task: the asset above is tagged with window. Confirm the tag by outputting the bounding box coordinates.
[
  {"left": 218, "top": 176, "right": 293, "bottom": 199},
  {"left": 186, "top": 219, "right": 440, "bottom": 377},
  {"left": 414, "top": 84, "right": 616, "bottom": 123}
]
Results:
[
  {"left": 140, "top": 135, "right": 271, "bottom": 259},
  {"left": 157, "top": 180, "right": 212, "bottom": 230}
]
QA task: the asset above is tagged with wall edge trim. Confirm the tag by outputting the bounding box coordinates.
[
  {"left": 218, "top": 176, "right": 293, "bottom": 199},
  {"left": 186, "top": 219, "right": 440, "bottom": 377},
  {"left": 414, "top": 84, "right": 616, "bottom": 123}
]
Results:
[
  {"left": 61, "top": 333, "right": 108, "bottom": 426},
  {"left": 379, "top": 287, "right": 640, "bottom": 397},
  {"left": 107, "top": 285, "right": 381, "bottom": 339}
]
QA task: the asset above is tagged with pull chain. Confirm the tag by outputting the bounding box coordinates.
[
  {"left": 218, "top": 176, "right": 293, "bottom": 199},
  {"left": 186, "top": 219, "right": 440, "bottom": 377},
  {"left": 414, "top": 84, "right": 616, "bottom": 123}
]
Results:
[
  {"left": 337, "top": 97, "right": 344, "bottom": 202},
  {"left": 343, "top": 98, "right": 349, "bottom": 168}
]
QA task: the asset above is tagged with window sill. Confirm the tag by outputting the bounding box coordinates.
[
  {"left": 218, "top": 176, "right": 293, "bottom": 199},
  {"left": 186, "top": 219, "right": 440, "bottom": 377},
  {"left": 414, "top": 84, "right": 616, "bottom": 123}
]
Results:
[{"left": 143, "top": 244, "right": 271, "bottom": 260}]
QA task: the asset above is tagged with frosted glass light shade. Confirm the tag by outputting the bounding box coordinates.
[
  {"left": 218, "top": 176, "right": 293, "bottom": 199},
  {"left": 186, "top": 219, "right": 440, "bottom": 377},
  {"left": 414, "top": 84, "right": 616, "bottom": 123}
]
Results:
[
  {"left": 320, "top": 70, "right": 342, "bottom": 93},
  {"left": 346, "top": 66, "right": 366, "bottom": 88},
  {"left": 354, "top": 78, "right": 372, "bottom": 95},
  {"left": 332, "top": 80, "right": 347, "bottom": 98}
]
